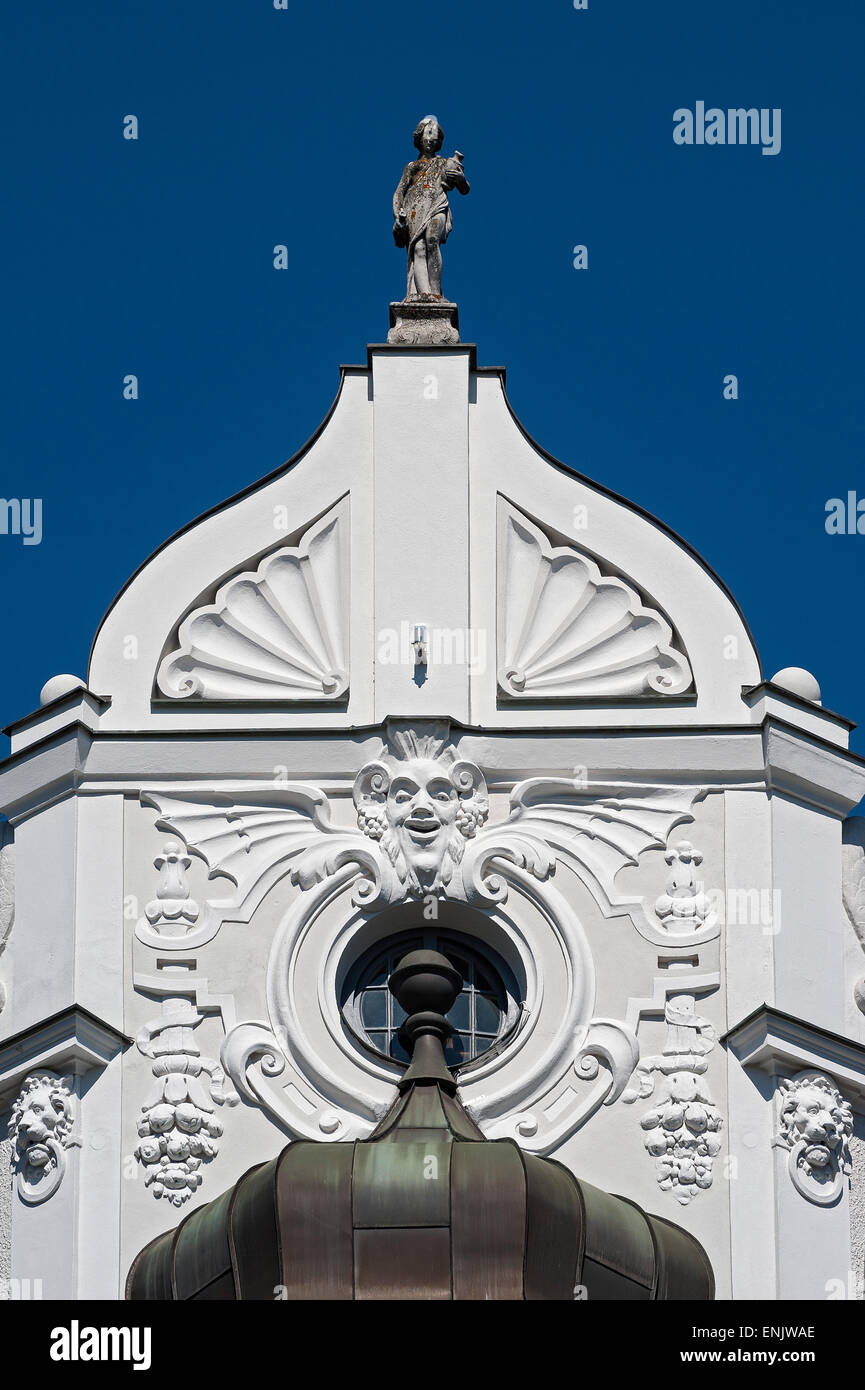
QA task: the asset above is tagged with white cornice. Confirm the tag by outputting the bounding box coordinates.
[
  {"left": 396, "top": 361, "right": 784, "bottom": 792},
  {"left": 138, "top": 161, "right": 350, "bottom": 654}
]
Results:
[
  {"left": 764, "top": 722, "right": 865, "bottom": 816},
  {"left": 724, "top": 1004, "right": 865, "bottom": 1108},
  {"left": 0, "top": 1005, "right": 132, "bottom": 1106},
  {"left": 2, "top": 717, "right": 864, "bottom": 825}
]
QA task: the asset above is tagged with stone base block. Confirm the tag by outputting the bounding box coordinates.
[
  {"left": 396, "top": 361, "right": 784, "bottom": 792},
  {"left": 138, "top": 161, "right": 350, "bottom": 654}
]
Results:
[{"left": 387, "top": 299, "right": 460, "bottom": 346}]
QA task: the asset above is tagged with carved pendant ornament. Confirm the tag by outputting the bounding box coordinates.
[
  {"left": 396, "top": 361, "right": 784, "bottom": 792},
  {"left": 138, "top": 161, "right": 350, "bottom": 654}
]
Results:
[
  {"left": 776, "top": 1070, "right": 853, "bottom": 1205},
  {"left": 654, "top": 840, "right": 719, "bottom": 940},
  {"left": 10, "top": 1074, "right": 79, "bottom": 1204},
  {"left": 135, "top": 840, "right": 233, "bottom": 952},
  {"left": 134, "top": 997, "right": 238, "bottom": 1205},
  {"left": 138, "top": 722, "right": 713, "bottom": 1157},
  {"left": 145, "top": 842, "right": 200, "bottom": 934},
  {"left": 623, "top": 994, "right": 723, "bottom": 1205}
]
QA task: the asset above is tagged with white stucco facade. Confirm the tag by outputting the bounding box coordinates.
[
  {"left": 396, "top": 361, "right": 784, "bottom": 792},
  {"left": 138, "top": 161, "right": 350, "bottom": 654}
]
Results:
[{"left": 2, "top": 340, "right": 865, "bottom": 1300}]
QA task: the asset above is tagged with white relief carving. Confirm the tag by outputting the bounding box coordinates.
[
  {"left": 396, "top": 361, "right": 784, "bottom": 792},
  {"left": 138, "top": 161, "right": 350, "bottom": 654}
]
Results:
[
  {"left": 10, "top": 1074, "right": 79, "bottom": 1204},
  {"left": 776, "top": 1071, "right": 853, "bottom": 1206},
  {"left": 460, "top": 778, "right": 703, "bottom": 920},
  {"left": 477, "top": 1016, "right": 640, "bottom": 1153},
  {"left": 497, "top": 500, "right": 693, "bottom": 699},
  {"left": 221, "top": 863, "right": 397, "bottom": 1144},
  {"left": 134, "top": 996, "right": 238, "bottom": 1206},
  {"left": 221, "top": 1018, "right": 376, "bottom": 1145},
  {"left": 141, "top": 782, "right": 380, "bottom": 918},
  {"left": 147, "top": 727, "right": 710, "bottom": 1149},
  {"left": 145, "top": 723, "right": 487, "bottom": 912},
  {"left": 654, "top": 840, "right": 718, "bottom": 937},
  {"left": 135, "top": 825, "right": 234, "bottom": 951},
  {"left": 351, "top": 723, "right": 489, "bottom": 899},
  {"left": 220, "top": 846, "right": 641, "bottom": 1155},
  {"left": 623, "top": 993, "right": 723, "bottom": 1204},
  {"left": 145, "top": 727, "right": 703, "bottom": 926},
  {"left": 156, "top": 497, "right": 349, "bottom": 701},
  {"left": 144, "top": 842, "right": 200, "bottom": 932},
  {"left": 574, "top": 1018, "right": 641, "bottom": 1094}
]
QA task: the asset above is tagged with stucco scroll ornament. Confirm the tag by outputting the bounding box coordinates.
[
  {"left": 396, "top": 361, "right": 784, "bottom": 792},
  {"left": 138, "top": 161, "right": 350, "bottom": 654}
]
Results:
[
  {"left": 776, "top": 1071, "right": 853, "bottom": 1206},
  {"left": 458, "top": 780, "right": 703, "bottom": 917},
  {"left": 10, "top": 1074, "right": 80, "bottom": 1204},
  {"left": 134, "top": 997, "right": 238, "bottom": 1206},
  {"left": 144, "top": 726, "right": 703, "bottom": 919},
  {"left": 146, "top": 727, "right": 703, "bottom": 1146},
  {"left": 622, "top": 995, "right": 723, "bottom": 1205},
  {"left": 143, "top": 724, "right": 486, "bottom": 913}
]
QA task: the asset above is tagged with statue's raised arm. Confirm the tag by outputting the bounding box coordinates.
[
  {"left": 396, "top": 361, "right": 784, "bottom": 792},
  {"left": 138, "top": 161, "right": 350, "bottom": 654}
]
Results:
[{"left": 392, "top": 115, "right": 469, "bottom": 302}]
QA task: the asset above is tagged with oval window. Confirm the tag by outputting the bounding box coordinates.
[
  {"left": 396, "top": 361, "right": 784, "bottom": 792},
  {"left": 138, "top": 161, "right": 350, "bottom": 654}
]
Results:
[{"left": 342, "top": 930, "right": 521, "bottom": 1071}]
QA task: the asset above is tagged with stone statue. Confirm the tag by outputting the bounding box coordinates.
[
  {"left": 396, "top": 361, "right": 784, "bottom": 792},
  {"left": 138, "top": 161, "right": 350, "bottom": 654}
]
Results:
[{"left": 392, "top": 115, "right": 469, "bottom": 303}]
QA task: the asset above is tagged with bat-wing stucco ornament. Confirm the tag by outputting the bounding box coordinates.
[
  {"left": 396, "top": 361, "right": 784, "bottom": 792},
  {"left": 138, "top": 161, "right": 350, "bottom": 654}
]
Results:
[
  {"left": 140, "top": 726, "right": 708, "bottom": 1151},
  {"left": 144, "top": 725, "right": 704, "bottom": 917}
]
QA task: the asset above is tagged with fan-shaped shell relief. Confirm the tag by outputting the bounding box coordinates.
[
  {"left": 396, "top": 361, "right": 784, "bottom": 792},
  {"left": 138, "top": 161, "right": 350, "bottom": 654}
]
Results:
[
  {"left": 497, "top": 500, "right": 693, "bottom": 699},
  {"left": 156, "top": 498, "right": 349, "bottom": 701}
]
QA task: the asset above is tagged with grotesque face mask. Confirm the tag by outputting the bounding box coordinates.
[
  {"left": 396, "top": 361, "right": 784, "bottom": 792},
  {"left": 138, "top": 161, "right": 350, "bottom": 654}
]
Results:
[
  {"left": 354, "top": 737, "right": 488, "bottom": 896},
  {"left": 387, "top": 759, "right": 460, "bottom": 870}
]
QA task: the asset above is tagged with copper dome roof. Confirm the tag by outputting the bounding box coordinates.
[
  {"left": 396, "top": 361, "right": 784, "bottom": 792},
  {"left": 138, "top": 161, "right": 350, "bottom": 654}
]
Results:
[{"left": 127, "top": 952, "right": 714, "bottom": 1302}]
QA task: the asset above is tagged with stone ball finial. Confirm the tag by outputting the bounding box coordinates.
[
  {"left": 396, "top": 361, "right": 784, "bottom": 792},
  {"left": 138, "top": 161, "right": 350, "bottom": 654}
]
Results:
[
  {"left": 388, "top": 949, "right": 462, "bottom": 1018},
  {"left": 39, "top": 674, "right": 86, "bottom": 707},
  {"left": 388, "top": 950, "right": 463, "bottom": 1094},
  {"left": 770, "top": 667, "right": 822, "bottom": 705}
]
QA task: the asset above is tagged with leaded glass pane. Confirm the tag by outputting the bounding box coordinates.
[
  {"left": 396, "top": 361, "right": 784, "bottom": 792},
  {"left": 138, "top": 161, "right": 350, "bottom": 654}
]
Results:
[
  {"left": 347, "top": 930, "right": 516, "bottom": 1069},
  {"left": 361, "top": 990, "right": 388, "bottom": 1028},
  {"left": 475, "top": 994, "right": 500, "bottom": 1034},
  {"left": 449, "top": 993, "right": 471, "bottom": 1030}
]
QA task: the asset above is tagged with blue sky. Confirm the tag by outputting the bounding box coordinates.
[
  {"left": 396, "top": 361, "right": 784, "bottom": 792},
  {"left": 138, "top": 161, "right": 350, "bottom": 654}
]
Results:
[{"left": 2, "top": 1, "right": 863, "bottom": 752}]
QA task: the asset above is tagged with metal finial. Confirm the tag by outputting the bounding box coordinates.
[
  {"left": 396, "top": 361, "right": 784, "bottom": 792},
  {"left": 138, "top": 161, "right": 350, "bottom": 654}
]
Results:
[{"left": 388, "top": 949, "right": 462, "bottom": 1094}]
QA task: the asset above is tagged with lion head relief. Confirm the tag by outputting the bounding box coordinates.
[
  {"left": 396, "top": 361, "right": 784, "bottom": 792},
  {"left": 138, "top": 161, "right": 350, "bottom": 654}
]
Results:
[
  {"left": 10, "top": 1073, "right": 76, "bottom": 1202},
  {"left": 778, "top": 1071, "right": 853, "bottom": 1202}
]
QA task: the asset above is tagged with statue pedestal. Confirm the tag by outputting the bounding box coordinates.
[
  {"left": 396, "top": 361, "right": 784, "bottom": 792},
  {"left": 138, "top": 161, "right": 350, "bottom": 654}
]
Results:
[{"left": 388, "top": 298, "right": 460, "bottom": 346}]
